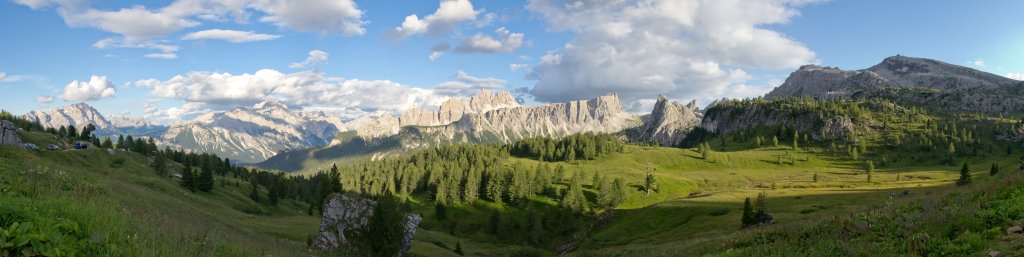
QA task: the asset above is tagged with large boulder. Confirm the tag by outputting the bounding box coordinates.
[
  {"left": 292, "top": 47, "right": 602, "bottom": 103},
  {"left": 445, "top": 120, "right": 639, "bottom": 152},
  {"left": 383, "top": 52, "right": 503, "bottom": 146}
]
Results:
[
  {"left": 313, "top": 193, "right": 422, "bottom": 257},
  {"left": 1, "top": 120, "right": 22, "bottom": 146}
]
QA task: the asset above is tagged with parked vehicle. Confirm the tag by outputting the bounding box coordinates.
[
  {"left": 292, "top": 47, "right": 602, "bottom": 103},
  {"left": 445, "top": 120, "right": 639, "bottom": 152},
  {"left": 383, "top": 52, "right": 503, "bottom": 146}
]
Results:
[
  {"left": 47, "top": 144, "right": 60, "bottom": 150},
  {"left": 23, "top": 143, "right": 39, "bottom": 150},
  {"left": 74, "top": 142, "right": 88, "bottom": 149}
]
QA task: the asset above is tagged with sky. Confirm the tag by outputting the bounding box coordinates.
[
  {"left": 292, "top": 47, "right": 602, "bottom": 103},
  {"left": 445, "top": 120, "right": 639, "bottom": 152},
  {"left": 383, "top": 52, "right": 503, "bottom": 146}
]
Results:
[{"left": 0, "top": 0, "right": 1022, "bottom": 124}]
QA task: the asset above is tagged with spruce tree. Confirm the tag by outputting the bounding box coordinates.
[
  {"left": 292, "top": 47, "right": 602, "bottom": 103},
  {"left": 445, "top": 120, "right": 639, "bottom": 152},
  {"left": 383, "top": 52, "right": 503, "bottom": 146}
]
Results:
[
  {"left": 991, "top": 163, "right": 1000, "bottom": 176},
  {"left": 101, "top": 137, "right": 113, "bottom": 148},
  {"left": 560, "top": 174, "right": 587, "bottom": 213},
  {"left": 957, "top": 162, "right": 972, "bottom": 186},
  {"left": 197, "top": 161, "right": 214, "bottom": 192},
  {"left": 644, "top": 163, "right": 657, "bottom": 196},
  {"left": 434, "top": 203, "right": 447, "bottom": 221},
  {"left": 772, "top": 136, "right": 779, "bottom": 147},
  {"left": 250, "top": 180, "right": 260, "bottom": 202},
  {"left": 361, "top": 195, "right": 406, "bottom": 257},
  {"left": 741, "top": 197, "right": 754, "bottom": 228},
  {"left": 792, "top": 131, "right": 799, "bottom": 150},
  {"left": 180, "top": 164, "right": 195, "bottom": 192},
  {"left": 152, "top": 153, "right": 167, "bottom": 176}
]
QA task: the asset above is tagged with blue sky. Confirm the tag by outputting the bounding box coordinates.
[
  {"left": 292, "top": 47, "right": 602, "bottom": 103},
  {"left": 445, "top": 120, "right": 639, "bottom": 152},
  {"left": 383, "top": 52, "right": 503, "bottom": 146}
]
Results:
[{"left": 0, "top": 0, "right": 1021, "bottom": 122}]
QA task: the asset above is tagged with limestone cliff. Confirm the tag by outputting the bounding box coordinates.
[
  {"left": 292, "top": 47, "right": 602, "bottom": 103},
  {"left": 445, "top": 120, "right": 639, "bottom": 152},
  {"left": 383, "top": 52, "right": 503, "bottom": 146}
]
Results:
[
  {"left": 766, "top": 55, "right": 1024, "bottom": 113},
  {"left": 313, "top": 194, "right": 421, "bottom": 257},
  {"left": 626, "top": 95, "right": 702, "bottom": 146}
]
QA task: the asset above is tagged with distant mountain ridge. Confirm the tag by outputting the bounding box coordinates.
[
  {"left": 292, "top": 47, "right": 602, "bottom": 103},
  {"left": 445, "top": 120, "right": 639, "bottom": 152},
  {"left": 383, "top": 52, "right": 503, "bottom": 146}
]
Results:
[
  {"left": 160, "top": 100, "right": 345, "bottom": 163},
  {"left": 765, "top": 55, "right": 1024, "bottom": 113}
]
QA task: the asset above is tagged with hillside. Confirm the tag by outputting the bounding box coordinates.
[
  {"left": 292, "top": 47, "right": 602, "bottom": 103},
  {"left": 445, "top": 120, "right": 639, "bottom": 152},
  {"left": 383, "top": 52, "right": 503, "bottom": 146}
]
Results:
[{"left": 765, "top": 55, "right": 1024, "bottom": 113}]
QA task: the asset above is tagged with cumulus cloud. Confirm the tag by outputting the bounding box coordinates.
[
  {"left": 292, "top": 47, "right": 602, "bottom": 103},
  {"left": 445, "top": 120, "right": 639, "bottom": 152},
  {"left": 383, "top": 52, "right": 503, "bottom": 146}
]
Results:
[
  {"left": 62, "top": 75, "right": 117, "bottom": 101},
  {"left": 134, "top": 69, "right": 450, "bottom": 114},
  {"left": 15, "top": 0, "right": 365, "bottom": 59},
  {"left": 1008, "top": 73, "right": 1024, "bottom": 81},
  {"left": 455, "top": 27, "right": 524, "bottom": 53},
  {"left": 509, "top": 63, "right": 529, "bottom": 72},
  {"left": 289, "top": 50, "right": 329, "bottom": 69},
  {"left": 433, "top": 70, "right": 507, "bottom": 96},
  {"left": 36, "top": 96, "right": 55, "bottom": 103},
  {"left": 972, "top": 58, "right": 985, "bottom": 67},
  {"left": 389, "top": 0, "right": 480, "bottom": 39},
  {"left": 144, "top": 53, "right": 178, "bottom": 59},
  {"left": 0, "top": 72, "right": 5, "bottom": 82},
  {"left": 252, "top": 0, "right": 366, "bottom": 36},
  {"left": 182, "top": 29, "right": 281, "bottom": 42},
  {"left": 429, "top": 42, "right": 451, "bottom": 62},
  {"left": 524, "top": 0, "right": 819, "bottom": 104}
]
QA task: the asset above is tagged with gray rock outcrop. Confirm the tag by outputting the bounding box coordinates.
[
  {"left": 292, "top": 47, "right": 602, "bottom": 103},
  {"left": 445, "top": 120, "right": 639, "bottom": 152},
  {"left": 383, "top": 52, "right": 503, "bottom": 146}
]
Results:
[
  {"left": 700, "top": 103, "right": 861, "bottom": 141},
  {"left": 313, "top": 194, "right": 421, "bottom": 257},
  {"left": 627, "top": 95, "right": 702, "bottom": 146},
  {"left": 765, "top": 55, "right": 1024, "bottom": 113},
  {"left": 1, "top": 120, "right": 22, "bottom": 146}
]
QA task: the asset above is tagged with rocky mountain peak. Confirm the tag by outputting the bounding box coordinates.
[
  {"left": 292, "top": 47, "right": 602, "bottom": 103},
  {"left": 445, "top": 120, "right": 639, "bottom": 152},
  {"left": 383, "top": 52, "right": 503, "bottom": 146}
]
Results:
[
  {"left": 629, "top": 95, "right": 701, "bottom": 146},
  {"left": 253, "top": 99, "right": 290, "bottom": 110},
  {"left": 23, "top": 102, "right": 113, "bottom": 130}
]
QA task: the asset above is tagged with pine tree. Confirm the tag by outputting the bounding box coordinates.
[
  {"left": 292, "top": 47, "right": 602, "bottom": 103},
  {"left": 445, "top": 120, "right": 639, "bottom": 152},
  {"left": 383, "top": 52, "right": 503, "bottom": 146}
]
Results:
[
  {"left": 180, "top": 164, "right": 195, "bottom": 192},
  {"left": 249, "top": 180, "right": 260, "bottom": 202},
  {"left": 644, "top": 163, "right": 657, "bottom": 196},
  {"left": 956, "top": 162, "right": 972, "bottom": 186},
  {"left": 434, "top": 203, "right": 447, "bottom": 221},
  {"left": 560, "top": 174, "right": 587, "bottom": 213},
  {"left": 454, "top": 242, "right": 464, "bottom": 256},
  {"left": 741, "top": 197, "right": 754, "bottom": 228},
  {"left": 116, "top": 135, "right": 125, "bottom": 149},
  {"left": 152, "top": 153, "right": 167, "bottom": 176},
  {"left": 197, "top": 161, "right": 214, "bottom": 192},
  {"left": 990, "top": 163, "right": 1000, "bottom": 176},
  {"left": 772, "top": 136, "right": 779, "bottom": 147},
  {"left": 754, "top": 191, "right": 773, "bottom": 225},
  {"left": 361, "top": 195, "right": 406, "bottom": 257},
  {"left": 101, "top": 137, "right": 113, "bottom": 149},
  {"left": 268, "top": 185, "right": 279, "bottom": 205},
  {"left": 67, "top": 125, "right": 78, "bottom": 139}
]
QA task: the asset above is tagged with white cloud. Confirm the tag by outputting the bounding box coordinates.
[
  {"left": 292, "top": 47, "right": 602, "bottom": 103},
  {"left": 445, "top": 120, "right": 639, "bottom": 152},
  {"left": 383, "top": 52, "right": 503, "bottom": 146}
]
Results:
[
  {"left": 144, "top": 53, "right": 178, "bottom": 59},
  {"left": 252, "top": 0, "right": 366, "bottom": 36},
  {"left": 182, "top": 29, "right": 281, "bottom": 42},
  {"left": 455, "top": 27, "right": 524, "bottom": 53},
  {"left": 0, "top": 72, "right": 5, "bottom": 82},
  {"left": 1008, "top": 73, "right": 1024, "bottom": 81},
  {"left": 36, "top": 96, "right": 55, "bottom": 103},
  {"left": 390, "top": 0, "right": 480, "bottom": 39},
  {"left": 429, "top": 42, "right": 451, "bottom": 62},
  {"left": 433, "top": 70, "right": 507, "bottom": 96},
  {"left": 62, "top": 75, "right": 116, "bottom": 101},
  {"left": 509, "top": 63, "right": 529, "bottom": 72},
  {"left": 972, "top": 58, "right": 985, "bottom": 67},
  {"left": 93, "top": 37, "right": 179, "bottom": 59},
  {"left": 289, "top": 50, "right": 329, "bottom": 69},
  {"left": 134, "top": 69, "right": 449, "bottom": 114},
  {"left": 61, "top": 5, "right": 200, "bottom": 41},
  {"left": 525, "top": 0, "right": 819, "bottom": 104}
]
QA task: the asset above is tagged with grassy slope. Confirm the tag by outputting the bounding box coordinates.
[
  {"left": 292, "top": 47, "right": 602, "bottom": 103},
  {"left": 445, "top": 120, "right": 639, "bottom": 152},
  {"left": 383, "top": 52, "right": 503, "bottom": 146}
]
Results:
[
  {"left": 5, "top": 122, "right": 1022, "bottom": 256},
  {"left": 1, "top": 131, "right": 319, "bottom": 256}
]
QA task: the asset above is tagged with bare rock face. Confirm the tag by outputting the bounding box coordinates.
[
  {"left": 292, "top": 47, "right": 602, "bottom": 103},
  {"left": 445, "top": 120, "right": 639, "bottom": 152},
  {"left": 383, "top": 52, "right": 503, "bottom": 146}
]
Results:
[
  {"left": 628, "top": 95, "right": 702, "bottom": 146},
  {"left": 1, "top": 120, "right": 22, "bottom": 146},
  {"left": 160, "top": 100, "right": 345, "bottom": 163},
  {"left": 22, "top": 103, "right": 115, "bottom": 130},
  {"left": 353, "top": 91, "right": 638, "bottom": 146},
  {"left": 766, "top": 55, "right": 1024, "bottom": 113},
  {"left": 313, "top": 194, "right": 421, "bottom": 257},
  {"left": 700, "top": 103, "right": 861, "bottom": 141}
]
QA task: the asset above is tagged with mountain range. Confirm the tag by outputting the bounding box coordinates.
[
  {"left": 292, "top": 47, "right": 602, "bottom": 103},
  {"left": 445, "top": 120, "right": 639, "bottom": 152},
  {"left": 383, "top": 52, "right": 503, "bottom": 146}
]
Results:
[{"left": 18, "top": 55, "right": 1021, "bottom": 168}]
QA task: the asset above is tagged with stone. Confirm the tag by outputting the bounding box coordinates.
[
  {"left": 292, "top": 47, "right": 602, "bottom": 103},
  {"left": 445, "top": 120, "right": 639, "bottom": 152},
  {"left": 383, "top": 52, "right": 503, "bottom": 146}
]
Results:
[
  {"left": 313, "top": 194, "right": 421, "bottom": 257},
  {"left": 1, "top": 120, "right": 22, "bottom": 146},
  {"left": 352, "top": 91, "right": 639, "bottom": 145},
  {"left": 988, "top": 250, "right": 1000, "bottom": 257},
  {"left": 1007, "top": 226, "right": 1023, "bottom": 234},
  {"left": 626, "top": 95, "right": 702, "bottom": 146},
  {"left": 765, "top": 55, "right": 1024, "bottom": 113}
]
